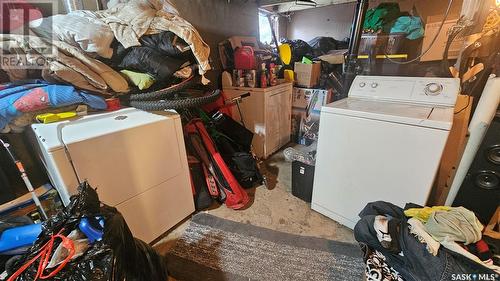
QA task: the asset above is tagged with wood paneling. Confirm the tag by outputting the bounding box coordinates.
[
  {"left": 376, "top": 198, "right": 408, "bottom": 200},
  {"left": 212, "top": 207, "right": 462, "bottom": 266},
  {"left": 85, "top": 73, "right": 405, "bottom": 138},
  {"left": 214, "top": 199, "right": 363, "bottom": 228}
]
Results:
[{"left": 428, "top": 95, "right": 473, "bottom": 205}]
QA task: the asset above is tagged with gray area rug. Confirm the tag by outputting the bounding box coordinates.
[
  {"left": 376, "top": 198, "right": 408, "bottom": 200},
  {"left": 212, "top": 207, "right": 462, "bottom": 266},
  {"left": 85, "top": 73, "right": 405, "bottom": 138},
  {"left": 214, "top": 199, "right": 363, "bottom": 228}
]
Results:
[{"left": 166, "top": 213, "right": 365, "bottom": 281}]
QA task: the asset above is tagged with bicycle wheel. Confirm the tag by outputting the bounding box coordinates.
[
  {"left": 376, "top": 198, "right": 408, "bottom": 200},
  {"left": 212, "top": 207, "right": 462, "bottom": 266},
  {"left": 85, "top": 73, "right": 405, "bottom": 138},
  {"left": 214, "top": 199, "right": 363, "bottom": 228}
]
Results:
[
  {"left": 130, "top": 89, "right": 221, "bottom": 110},
  {"left": 129, "top": 75, "right": 201, "bottom": 101}
]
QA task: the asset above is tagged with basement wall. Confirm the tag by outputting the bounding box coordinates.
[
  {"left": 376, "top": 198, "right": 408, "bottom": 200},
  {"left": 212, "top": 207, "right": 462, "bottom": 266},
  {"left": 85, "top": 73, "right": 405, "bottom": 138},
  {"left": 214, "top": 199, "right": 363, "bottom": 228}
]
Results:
[
  {"left": 171, "top": 0, "right": 259, "bottom": 84},
  {"left": 285, "top": 2, "right": 356, "bottom": 42},
  {"left": 284, "top": 0, "right": 464, "bottom": 43}
]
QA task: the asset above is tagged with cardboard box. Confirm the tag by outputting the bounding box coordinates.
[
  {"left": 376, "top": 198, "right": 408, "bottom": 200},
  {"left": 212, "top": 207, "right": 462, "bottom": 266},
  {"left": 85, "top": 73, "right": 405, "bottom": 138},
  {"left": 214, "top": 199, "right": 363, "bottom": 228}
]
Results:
[
  {"left": 420, "top": 18, "right": 464, "bottom": 62},
  {"left": 318, "top": 49, "right": 347, "bottom": 64},
  {"left": 291, "top": 87, "right": 332, "bottom": 145},
  {"left": 292, "top": 87, "right": 331, "bottom": 112},
  {"left": 294, "top": 62, "right": 321, "bottom": 88}
]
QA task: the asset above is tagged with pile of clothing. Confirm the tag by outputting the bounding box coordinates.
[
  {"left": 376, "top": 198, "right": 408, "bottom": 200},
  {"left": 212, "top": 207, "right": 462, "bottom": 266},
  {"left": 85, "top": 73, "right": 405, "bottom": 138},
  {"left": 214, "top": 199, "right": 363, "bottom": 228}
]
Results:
[
  {"left": 355, "top": 201, "right": 499, "bottom": 281},
  {"left": 0, "top": 80, "right": 106, "bottom": 132},
  {"left": 363, "top": 3, "right": 424, "bottom": 40},
  {"left": 0, "top": 0, "right": 211, "bottom": 132}
]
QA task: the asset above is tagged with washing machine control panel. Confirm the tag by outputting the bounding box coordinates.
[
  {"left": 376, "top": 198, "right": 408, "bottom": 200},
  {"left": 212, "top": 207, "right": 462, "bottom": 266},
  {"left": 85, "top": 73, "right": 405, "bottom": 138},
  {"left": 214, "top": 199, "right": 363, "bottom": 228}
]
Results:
[{"left": 349, "top": 76, "right": 460, "bottom": 106}]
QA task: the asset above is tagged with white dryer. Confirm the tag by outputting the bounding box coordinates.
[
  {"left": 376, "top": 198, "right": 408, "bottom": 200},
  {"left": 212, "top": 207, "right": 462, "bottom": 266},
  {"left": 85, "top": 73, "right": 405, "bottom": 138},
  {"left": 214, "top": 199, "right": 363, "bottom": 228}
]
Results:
[
  {"left": 312, "top": 76, "right": 460, "bottom": 229},
  {"left": 31, "top": 108, "right": 195, "bottom": 242}
]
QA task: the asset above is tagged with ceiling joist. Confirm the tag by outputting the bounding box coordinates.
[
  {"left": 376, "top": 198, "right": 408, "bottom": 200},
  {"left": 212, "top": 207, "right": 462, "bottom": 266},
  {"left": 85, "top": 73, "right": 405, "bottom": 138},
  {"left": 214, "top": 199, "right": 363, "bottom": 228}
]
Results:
[{"left": 259, "top": 0, "right": 356, "bottom": 13}]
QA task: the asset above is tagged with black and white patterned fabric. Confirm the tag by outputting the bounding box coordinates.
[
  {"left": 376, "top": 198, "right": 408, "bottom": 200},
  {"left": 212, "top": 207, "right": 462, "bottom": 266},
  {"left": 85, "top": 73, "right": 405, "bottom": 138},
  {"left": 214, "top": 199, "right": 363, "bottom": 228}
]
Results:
[{"left": 366, "top": 250, "right": 404, "bottom": 281}]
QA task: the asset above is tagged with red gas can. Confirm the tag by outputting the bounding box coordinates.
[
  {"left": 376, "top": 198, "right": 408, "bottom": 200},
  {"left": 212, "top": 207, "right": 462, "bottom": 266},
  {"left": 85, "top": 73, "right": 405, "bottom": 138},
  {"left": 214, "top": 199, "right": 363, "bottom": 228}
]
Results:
[{"left": 234, "top": 46, "right": 256, "bottom": 70}]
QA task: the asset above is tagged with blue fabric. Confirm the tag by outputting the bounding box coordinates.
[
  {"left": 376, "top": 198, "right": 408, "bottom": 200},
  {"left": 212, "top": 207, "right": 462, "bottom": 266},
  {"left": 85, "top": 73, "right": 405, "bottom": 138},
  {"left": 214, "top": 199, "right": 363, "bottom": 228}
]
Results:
[
  {"left": 0, "top": 80, "right": 106, "bottom": 129},
  {"left": 390, "top": 16, "right": 424, "bottom": 40}
]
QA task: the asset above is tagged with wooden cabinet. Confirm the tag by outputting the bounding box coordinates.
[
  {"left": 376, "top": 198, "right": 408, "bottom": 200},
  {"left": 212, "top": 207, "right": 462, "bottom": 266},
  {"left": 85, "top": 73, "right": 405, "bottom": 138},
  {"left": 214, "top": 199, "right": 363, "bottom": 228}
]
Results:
[{"left": 223, "top": 82, "right": 292, "bottom": 159}]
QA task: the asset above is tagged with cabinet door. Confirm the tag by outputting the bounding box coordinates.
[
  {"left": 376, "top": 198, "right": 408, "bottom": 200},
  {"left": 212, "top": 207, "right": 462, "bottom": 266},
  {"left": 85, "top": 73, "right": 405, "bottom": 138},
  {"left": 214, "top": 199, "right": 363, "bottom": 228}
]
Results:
[
  {"left": 225, "top": 89, "right": 266, "bottom": 158},
  {"left": 278, "top": 89, "right": 292, "bottom": 146},
  {"left": 266, "top": 93, "right": 281, "bottom": 155}
]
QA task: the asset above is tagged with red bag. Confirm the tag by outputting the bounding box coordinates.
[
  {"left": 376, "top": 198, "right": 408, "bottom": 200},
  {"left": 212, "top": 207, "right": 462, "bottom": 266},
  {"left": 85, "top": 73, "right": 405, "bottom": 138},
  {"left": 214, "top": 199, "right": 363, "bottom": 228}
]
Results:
[
  {"left": 234, "top": 46, "right": 256, "bottom": 70},
  {"left": 184, "top": 119, "right": 250, "bottom": 209}
]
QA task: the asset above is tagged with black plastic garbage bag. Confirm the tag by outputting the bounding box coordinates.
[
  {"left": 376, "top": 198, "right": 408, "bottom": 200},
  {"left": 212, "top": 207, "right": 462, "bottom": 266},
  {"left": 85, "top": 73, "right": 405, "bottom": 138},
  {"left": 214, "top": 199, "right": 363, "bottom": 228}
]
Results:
[
  {"left": 308, "top": 37, "right": 339, "bottom": 57},
  {"left": 119, "top": 47, "right": 187, "bottom": 82},
  {"left": 111, "top": 31, "right": 194, "bottom": 69},
  {"left": 281, "top": 39, "right": 314, "bottom": 65},
  {"left": 7, "top": 182, "right": 168, "bottom": 281},
  {"left": 140, "top": 32, "right": 193, "bottom": 60}
]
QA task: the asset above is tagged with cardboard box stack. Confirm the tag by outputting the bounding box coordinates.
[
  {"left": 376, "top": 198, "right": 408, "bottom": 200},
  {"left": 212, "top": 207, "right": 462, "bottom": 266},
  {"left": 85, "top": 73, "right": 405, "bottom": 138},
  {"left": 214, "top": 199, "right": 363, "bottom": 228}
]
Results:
[{"left": 420, "top": 18, "right": 463, "bottom": 61}]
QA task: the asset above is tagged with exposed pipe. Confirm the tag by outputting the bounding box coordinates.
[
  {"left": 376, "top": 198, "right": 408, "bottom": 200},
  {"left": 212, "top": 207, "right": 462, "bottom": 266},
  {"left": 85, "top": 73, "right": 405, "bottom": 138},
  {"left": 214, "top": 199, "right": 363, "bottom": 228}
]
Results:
[{"left": 342, "top": 0, "right": 369, "bottom": 98}]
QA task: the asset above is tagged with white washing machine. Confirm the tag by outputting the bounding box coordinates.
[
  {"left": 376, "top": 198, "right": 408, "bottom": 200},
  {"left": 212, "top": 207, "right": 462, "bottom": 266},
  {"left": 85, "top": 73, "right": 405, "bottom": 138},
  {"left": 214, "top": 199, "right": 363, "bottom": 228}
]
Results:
[
  {"left": 312, "top": 76, "right": 460, "bottom": 229},
  {"left": 31, "top": 108, "right": 195, "bottom": 242}
]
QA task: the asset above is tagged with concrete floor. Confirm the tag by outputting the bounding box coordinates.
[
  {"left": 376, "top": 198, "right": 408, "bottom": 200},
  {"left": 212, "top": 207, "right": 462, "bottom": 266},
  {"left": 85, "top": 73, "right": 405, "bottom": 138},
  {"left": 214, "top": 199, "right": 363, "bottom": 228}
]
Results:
[{"left": 154, "top": 147, "right": 356, "bottom": 257}]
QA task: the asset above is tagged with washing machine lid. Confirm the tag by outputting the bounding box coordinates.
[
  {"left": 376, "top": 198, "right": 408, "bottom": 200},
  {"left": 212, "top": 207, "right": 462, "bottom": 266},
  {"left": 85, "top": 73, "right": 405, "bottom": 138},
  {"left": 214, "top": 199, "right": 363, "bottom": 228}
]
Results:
[{"left": 322, "top": 97, "right": 454, "bottom": 130}]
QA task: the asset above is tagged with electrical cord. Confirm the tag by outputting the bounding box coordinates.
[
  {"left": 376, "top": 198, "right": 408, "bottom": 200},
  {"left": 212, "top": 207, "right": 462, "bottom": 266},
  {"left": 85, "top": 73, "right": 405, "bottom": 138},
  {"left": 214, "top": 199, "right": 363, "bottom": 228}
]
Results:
[
  {"left": 382, "top": 0, "right": 454, "bottom": 65},
  {"left": 442, "top": 25, "right": 464, "bottom": 76}
]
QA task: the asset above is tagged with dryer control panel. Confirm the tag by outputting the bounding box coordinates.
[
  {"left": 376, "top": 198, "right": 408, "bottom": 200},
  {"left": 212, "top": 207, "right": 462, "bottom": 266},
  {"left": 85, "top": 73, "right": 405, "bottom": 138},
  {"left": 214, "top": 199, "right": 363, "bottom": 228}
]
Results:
[{"left": 349, "top": 76, "right": 460, "bottom": 107}]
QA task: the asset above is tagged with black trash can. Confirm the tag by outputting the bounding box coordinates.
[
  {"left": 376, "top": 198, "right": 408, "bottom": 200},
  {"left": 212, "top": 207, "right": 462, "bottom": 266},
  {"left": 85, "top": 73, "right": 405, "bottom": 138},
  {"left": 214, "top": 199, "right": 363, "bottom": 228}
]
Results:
[{"left": 291, "top": 161, "right": 315, "bottom": 202}]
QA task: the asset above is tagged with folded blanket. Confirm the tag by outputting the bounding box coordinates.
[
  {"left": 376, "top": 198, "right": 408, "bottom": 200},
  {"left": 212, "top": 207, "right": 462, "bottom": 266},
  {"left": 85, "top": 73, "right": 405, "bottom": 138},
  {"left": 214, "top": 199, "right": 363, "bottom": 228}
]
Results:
[
  {"left": 0, "top": 34, "right": 129, "bottom": 94},
  {"left": 2, "top": 0, "right": 210, "bottom": 92},
  {"left": 30, "top": 10, "right": 115, "bottom": 59},
  {"left": 0, "top": 80, "right": 106, "bottom": 130},
  {"left": 95, "top": 0, "right": 211, "bottom": 75}
]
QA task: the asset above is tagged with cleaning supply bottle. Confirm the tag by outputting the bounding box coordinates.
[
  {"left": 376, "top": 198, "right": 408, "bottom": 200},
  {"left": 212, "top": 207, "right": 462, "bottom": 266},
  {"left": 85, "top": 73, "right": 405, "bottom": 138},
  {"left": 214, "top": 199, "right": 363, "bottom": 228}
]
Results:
[
  {"left": 270, "top": 63, "right": 278, "bottom": 86},
  {"left": 0, "top": 224, "right": 42, "bottom": 253},
  {"left": 260, "top": 63, "right": 267, "bottom": 88}
]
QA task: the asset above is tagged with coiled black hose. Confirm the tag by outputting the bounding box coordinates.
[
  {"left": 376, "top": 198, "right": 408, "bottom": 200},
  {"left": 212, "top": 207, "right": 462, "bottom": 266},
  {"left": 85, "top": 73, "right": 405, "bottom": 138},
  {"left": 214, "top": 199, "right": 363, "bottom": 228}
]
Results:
[
  {"left": 129, "top": 75, "right": 201, "bottom": 101},
  {"left": 127, "top": 74, "right": 220, "bottom": 110}
]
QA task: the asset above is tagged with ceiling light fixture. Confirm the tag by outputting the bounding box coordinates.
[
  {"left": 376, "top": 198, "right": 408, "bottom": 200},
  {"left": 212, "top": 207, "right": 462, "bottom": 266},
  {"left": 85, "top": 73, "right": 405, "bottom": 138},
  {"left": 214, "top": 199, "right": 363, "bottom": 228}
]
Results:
[{"left": 295, "top": 0, "right": 317, "bottom": 7}]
